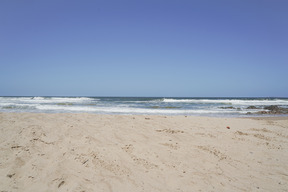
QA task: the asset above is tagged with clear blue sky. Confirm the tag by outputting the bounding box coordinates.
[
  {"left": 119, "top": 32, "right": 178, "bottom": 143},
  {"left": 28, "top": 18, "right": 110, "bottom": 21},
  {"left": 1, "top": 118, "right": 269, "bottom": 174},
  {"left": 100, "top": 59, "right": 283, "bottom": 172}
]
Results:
[{"left": 1, "top": 0, "right": 287, "bottom": 97}]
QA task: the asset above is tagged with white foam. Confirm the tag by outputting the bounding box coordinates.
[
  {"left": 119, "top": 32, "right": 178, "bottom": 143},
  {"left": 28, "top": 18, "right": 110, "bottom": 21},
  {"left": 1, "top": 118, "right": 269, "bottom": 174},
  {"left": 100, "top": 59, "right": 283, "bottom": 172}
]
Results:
[
  {"left": 35, "top": 105, "right": 245, "bottom": 115},
  {"left": 36, "top": 105, "right": 97, "bottom": 111},
  {"left": 162, "top": 98, "right": 288, "bottom": 105},
  {"left": 163, "top": 99, "right": 230, "bottom": 103},
  {"left": 50, "top": 97, "right": 95, "bottom": 102},
  {"left": 32, "top": 97, "right": 45, "bottom": 100},
  {"left": 0, "top": 97, "right": 96, "bottom": 104},
  {"left": 125, "top": 99, "right": 163, "bottom": 103},
  {"left": 1, "top": 97, "right": 287, "bottom": 116}
]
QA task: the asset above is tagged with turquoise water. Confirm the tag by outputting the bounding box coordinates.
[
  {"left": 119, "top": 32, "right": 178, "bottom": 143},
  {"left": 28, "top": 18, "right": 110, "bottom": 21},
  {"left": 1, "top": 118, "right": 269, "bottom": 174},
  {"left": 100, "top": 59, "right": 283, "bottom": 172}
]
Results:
[{"left": 0, "top": 97, "right": 288, "bottom": 117}]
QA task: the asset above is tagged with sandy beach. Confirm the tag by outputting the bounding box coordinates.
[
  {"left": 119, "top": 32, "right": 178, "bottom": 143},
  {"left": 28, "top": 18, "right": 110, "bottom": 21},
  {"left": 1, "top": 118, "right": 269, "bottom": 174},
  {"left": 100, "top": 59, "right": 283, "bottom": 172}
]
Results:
[{"left": 0, "top": 113, "right": 288, "bottom": 192}]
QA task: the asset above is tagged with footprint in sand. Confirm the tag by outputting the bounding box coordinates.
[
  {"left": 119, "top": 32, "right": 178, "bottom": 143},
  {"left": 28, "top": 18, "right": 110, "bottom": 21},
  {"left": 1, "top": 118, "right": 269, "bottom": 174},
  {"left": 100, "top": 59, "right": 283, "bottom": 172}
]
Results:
[{"left": 156, "top": 129, "right": 184, "bottom": 134}]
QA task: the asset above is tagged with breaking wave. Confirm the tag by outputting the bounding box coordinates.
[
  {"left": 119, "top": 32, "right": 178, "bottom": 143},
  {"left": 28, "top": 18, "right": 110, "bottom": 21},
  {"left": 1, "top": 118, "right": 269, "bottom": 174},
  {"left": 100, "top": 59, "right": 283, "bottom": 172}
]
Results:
[
  {"left": 1, "top": 97, "right": 287, "bottom": 116},
  {"left": 162, "top": 98, "right": 288, "bottom": 105}
]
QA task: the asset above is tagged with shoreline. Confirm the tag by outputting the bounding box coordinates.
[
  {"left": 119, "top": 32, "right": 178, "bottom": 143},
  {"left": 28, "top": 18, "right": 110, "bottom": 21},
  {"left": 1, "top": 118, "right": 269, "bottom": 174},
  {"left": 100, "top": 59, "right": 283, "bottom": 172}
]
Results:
[
  {"left": 1, "top": 111, "right": 288, "bottom": 120},
  {"left": 1, "top": 96, "right": 288, "bottom": 117},
  {"left": 1, "top": 113, "right": 288, "bottom": 191}
]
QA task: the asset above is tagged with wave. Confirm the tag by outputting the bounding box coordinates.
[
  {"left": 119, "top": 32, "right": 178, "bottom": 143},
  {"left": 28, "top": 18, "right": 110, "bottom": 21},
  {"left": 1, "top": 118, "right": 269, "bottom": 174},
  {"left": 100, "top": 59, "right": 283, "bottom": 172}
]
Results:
[
  {"left": 0, "top": 103, "right": 37, "bottom": 110},
  {"left": 163, "top": 98, "right": 229, "bottom": 103},
  {"left": 162, "top": 98, "right": 288, "bottom": 105},
  {"left": 0, "top": 103, "right": 270, "bottom": 116},
  {"left": 0, "top": 97, "right": 96, "bottom": 104},
  {"left": 124, "top": 99, "right": 164, "bottom": 103},
  {"left": 1, "top": 97, "right": 287, "bottom": 116},
  {"left": 33, "top": 97, "right": 95, "bottom": 102},
  {"left": 34, "top": 105, "right": 252, "bottom": 115}
]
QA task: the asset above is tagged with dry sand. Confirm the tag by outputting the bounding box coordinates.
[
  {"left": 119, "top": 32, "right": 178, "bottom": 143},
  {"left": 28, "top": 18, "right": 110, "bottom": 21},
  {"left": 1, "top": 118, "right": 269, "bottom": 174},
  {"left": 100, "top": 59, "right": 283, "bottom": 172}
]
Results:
[{"left": 0, "top": 113, "right": 288, "bottom": 192}]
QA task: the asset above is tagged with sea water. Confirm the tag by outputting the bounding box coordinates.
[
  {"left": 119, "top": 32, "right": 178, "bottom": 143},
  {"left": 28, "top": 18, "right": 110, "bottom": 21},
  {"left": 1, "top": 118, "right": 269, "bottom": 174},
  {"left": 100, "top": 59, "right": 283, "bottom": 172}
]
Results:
[{"left": 0, "top": 97, "right": 288, "bottom": 117}]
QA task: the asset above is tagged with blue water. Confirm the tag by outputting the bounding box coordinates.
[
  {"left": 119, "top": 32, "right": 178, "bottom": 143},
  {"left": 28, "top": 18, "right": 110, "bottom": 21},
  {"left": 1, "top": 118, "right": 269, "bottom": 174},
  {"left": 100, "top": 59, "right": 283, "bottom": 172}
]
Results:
[{"left": 0, "top": 97, "right": 288, "bottom": 117}]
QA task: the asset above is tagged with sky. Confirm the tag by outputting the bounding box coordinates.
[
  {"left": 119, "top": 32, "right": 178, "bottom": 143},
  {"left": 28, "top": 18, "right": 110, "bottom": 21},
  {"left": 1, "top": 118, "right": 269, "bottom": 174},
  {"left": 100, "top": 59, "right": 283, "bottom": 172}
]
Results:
[{"left": 0, "top": 0, "right": 287, "bottom": 97}]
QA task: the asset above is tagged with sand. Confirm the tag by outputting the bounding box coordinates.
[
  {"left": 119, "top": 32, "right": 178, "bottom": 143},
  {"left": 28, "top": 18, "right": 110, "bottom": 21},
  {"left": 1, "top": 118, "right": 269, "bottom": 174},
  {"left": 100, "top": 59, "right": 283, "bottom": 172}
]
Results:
[{"left": 0, "top": 113, "right": 288, "bottom": 192}]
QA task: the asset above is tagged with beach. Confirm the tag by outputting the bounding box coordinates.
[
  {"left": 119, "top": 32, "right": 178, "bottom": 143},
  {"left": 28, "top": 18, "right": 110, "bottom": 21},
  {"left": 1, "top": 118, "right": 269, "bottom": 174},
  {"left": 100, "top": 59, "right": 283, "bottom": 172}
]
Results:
[{"left": 1, "top": 113, "right": 288, "bottom": 191}]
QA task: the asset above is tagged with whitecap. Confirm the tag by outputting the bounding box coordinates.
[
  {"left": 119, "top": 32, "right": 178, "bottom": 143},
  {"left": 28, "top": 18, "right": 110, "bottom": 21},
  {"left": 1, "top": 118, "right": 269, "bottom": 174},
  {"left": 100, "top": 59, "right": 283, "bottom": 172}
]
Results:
[{"left": 162, "top": 98, "right": 288, "bottom": 105}]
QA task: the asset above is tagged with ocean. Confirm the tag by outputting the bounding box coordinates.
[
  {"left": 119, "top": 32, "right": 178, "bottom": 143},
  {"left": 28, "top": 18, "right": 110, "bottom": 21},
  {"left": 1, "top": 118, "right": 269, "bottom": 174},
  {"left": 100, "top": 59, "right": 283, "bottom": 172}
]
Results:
[{"left": 0, "top": 97, "right": 288, "bottom": 117}]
